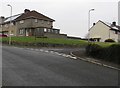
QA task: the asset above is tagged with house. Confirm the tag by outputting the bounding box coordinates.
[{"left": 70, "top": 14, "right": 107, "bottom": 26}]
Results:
[
  {"left": 0, "top": 9, "right": 67, "bottom": 38},
  {"left": 89, "top": 20, "right": 120, "bottom": 42}
]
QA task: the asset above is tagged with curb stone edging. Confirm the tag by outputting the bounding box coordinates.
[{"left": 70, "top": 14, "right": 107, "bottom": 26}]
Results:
[
  {"left": 14, "top": 46, "right": 120, "bottom": 71},
  {"left": 70, "top": 51, "right": 120, "bottom": 71}
]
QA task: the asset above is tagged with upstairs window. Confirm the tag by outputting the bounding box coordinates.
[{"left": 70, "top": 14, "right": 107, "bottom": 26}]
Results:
[
  {"left": 35, "top": 19, "right": 38, "bottom": 23},
  {"left": 47, "top": 21, "right": 50, "bottom": 25},
  {"left": 5, "top": 24, "right": 8, "bottom": 28},
  {"left": 41, "top": 20, "right": 44, "bottom": 24},
  {"left": 20, "top": 20, "right": 24, "bottom": 24}
]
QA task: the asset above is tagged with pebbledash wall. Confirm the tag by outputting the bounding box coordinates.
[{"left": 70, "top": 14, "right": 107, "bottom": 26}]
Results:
[{"left": 0, "top": 9, "right": 67, "bottom": 38}]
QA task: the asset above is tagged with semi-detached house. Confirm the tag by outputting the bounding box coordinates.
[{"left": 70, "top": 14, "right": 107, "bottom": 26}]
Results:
[
  {"left": 0, "top": 9, "right": 67, "bottom": 38},
  {"left": 89, "top": 20, "right": 120, "bottom": 42}
]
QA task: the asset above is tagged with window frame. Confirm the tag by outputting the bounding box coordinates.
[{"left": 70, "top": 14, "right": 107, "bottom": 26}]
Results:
[{"left": 19, "top": 20, "right": 24, "bottom": 24}]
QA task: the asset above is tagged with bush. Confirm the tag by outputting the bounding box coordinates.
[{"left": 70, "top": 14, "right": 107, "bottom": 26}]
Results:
[
  {"left": 105, "top": 39, "right": 115, "bottom": 42},
  {"left": 86, "top": 44, "right": 120, "bottom": 64},
  {"left": 86, "top": 44, "right": 102, "bottom": 58}
]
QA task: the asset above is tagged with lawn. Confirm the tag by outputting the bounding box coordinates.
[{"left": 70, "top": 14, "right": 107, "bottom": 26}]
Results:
[
  {"left": 1, "top": 36, "right": 120, "bottom": 47},
  {"left": 2, "top": 36, "right": 87, "bottom": 45},
  {"left": 94, "top": 42, "right": 120, "bottom": 47}
]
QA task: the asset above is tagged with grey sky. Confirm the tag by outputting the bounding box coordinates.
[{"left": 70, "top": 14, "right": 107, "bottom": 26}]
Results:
[{"left": 0, "top": 0, "right": 119, "bottom": 38}]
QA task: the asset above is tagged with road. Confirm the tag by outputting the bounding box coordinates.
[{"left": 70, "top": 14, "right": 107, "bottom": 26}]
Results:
[{"left": 2, "top": 45, "right": 119, "bottom": 86}]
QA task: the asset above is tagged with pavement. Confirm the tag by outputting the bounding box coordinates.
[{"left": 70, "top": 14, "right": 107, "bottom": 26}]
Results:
[
  {"left": 2, "top": 45, "right": 119, "bottom": 86},
  {"left": 71, "top": 50, "right": 120, "bottom": 70}
]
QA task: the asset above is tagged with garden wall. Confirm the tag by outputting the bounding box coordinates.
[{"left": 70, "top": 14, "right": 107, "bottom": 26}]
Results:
[{"left": 2, "top": 40, "right": 85, "bottom": 48}]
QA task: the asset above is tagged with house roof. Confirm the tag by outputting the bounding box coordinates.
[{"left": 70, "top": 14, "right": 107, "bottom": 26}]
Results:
[
  {"left": 0, "top": 9, "right": 55, "bottom": 24},
  {"left": 91, "top": 20, "right": 120, "bottom": 32},
  {"left": 15, "top": 10, "right": 55, "bottom": 21},
  {"left": 103, "top": 21, "right": 120, "bottom": 31},
  {"left": 4, "top": 14, "right": 22, "bottom": 23}
]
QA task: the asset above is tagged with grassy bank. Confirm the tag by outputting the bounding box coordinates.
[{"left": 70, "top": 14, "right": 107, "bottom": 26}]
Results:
[
  {"left": 1, "top": 36, "right": 120, "bottom": 47},
  {"left": 2, "top": 36, "right": 87, "bottom": 44}
]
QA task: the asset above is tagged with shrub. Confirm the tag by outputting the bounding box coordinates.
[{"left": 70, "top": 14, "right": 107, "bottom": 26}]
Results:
[
  {"left": 86, "top": 44, "right": 102, "bottom": 58},
  {"left": 105, "top": 39, "right": 115, "bottom": 42},
  {"left": 86, "top": 44, "right": 120, "bottom": 64}
]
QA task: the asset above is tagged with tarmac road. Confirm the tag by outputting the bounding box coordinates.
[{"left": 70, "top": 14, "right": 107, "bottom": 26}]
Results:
[{"left": 2, "top": 45, "right": 119, "bottom": 86}]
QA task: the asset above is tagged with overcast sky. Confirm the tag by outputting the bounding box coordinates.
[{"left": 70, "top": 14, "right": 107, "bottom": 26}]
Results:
[{"left": 0, "top": 0, "right": 119, "bottom": 38}]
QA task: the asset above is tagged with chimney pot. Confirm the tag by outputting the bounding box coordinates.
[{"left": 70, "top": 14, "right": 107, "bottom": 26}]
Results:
[
  {"left": 112, "top": 22, "right": 116, "bottom": 26},
  {"left": 0, "top": 16, "right": 5, "bottom": 19},
  {"left": 93, "top": 23, "right": 96, "bottom": 26},
  {"left": 24, "top": 9, "right": 30, "bottom": 13}
]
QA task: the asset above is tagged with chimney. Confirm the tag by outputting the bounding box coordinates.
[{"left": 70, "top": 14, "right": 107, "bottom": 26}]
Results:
[
  {"left": 93, "top": 23, "right": 96, "bottom": 26},
  {"left": 112, "top": 22, "right": 116, "bottom": 26},
  {"left": 24, "top": 9, "right": 30, "bottom": 13},
  {"left": 0, "top": 16, "right": 5, "bottom": 23}
]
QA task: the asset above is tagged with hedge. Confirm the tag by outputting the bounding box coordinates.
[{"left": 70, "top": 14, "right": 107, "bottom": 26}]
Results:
[{"left": 86, "top": 44, "right": 120, "bottom": 64}]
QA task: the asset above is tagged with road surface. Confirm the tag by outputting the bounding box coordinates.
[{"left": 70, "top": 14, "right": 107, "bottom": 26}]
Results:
[{"left": 2, "top": 45, "right": 119, "bottom": 86}]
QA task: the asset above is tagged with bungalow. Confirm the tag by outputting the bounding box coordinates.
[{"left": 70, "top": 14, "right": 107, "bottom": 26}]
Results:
[
  {"left": 89, "top": 20, "right": 120, "bottom": 42},
  {"left": 0, "top": 9, "right": 67, "bottom": 38}
]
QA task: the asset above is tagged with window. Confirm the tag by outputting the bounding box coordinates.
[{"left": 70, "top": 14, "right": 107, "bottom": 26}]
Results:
[
  {"left": 48, "top": 29, "right": 51, "bottom": 32},
  {"left": 19, "top": 29, "right": 24, "bottom": 34},
  {"left": 5, "top": 24, "right": 8, "bottom": 28},
  {"left": 118, "top": 32, "right": 120, "bottom": 34},
  {"left": 10, "top": 22, "right": 14, "bottom": 26},
  {"left": 112, "top": 38, "right": 115, "bottom": 41},
  {"left": 55, "top": 30, "right": 58, "bottom": 34},
  {"left": 44, "top": 28, "right": 47, "bottom": 32},
  {"left": 47, "top": 21, "right": 50, "bottom": 25},
  {"left": 20, "top": 20, "right": 24, "bottom": 24},
  {"left": 41, "top": 20, "right": 44, "bottom": 24},
  {"left": 35, "top": 19, "right": 38, "bottom": 23},
  {"left": 10, "top": 30, "right": 14, "bottom": 35}
]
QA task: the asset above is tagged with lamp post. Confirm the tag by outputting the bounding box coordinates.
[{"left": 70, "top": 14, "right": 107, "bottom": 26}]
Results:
[
  {"left": 7, "top": 4, "right": 12, "bottom": 45},
  {"left": 88, "top": 9, "right": 95, "bottom": 43}
]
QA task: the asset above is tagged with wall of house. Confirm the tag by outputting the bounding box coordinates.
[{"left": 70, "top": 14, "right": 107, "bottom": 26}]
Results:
[
  {"left": 1, "top": 23, "right": 17, "bottom": 36},
  {"left": 16, "top": 19, "right": 32, "bottom": 29},
  {"left": 118, "top": 34, "right": 120, "bottom": 42},
  {"left": 89, "top": 21, "right": 110, "bottom": 42},
  {"left": 109, "top": 30, "right": 119, "bottom": 42},
  {"left": 32, "top": 18, "right": 53, "bottom": 28},
  {"left": 90, "top": 21, "right": 119, "bottom": 42},
  {"left": 0, "top": 26, "right": 2, "bottom": 32},
  {"left": 16, "top": 18, "right": 53, "bottom": 36},
  {"left": 16, "top": 18, "right": 53, "bottom": 29}
]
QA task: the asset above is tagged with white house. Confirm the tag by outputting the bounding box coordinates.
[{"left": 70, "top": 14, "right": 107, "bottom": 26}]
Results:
[{"left": 89, "top": 20, "right": 120, "bottom": 42}]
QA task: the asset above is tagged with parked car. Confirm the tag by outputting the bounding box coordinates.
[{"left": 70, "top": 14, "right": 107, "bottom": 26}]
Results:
[{"left": 0, "top": 33, "right": 7, "bottom": 37}]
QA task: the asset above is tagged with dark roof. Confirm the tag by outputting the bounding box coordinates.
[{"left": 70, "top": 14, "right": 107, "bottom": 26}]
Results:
[
  {"left": 100, "top": 20, "right": 120, "bottom": 31},
  {"left": 90, "top": 20, "right": 120, "bottom": 32},
  {"left": 2, "top": 14, "right": 22, "bottom": 24},
  {"left": 15, "top": 10, "right": 55, "bottom": 21}
]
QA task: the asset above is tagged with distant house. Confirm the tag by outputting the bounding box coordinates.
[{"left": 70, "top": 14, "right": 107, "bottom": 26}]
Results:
[
  {"left": 89, "top": 20, "right": 120, "bottom": 42},
  {"left": 0, "top": 9, "right": 67, "bottom": 38}
]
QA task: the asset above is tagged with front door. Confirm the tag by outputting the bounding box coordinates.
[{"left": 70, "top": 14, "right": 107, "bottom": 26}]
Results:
[{"left": 26, "top": 29, "right": 28, "bottom": 36}]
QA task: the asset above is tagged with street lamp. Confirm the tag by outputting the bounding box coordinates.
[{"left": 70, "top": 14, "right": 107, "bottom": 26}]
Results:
[
  {"left": 7, "top": 4, "right": 12, "bottom": 45},
  {"left": 88, "top": 9, "right": 95, "bottom": 42}
]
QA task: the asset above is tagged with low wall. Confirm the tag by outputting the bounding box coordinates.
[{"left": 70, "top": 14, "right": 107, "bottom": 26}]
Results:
[
  {"left": 44, "top": 33, "right": 67, "bottom": 38},
  {"left": 2, "top": 40, "right": 84, "bottom": 48}
]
